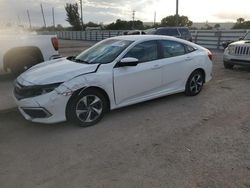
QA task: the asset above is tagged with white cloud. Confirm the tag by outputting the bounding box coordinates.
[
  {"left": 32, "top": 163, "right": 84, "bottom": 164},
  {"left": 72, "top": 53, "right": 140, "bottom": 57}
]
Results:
[{"left": 1, "top": 0, "right": 250, "bottom": 28}]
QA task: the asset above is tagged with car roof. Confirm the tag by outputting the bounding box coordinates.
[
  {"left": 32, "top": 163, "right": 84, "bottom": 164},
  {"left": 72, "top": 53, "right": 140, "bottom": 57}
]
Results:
[
  {"left": 159, "top": 26, "right": 188, "bottom": 28},
  {"left": 110, "top": 34, "right": 190, "bottom": 44},
  {"left": 109, "top": 35, "right": 204, "bottom": 50},
  {"left": 111, "top": 34, "right": 178, "bottom": 42}
]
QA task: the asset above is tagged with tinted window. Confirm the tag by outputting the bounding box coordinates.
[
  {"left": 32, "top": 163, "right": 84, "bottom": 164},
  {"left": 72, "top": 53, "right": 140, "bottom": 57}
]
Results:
[
  {"left": 243, "top": 32, "right": 250, "bottom": 40},
  {"left": 124, "top": 41, "right": 158, "bottom": 63},
  {"left": 185, "top": 45, "right": 196, "bottom": 53},
  {"left": 178, "top": 28, "right": 189, "bottom": 35},
  {"left": 156, "top": 28, "right": 179, "bottom": 36},
  {"left": 159, "top": 40, "right": 186, "bottom": 58}
]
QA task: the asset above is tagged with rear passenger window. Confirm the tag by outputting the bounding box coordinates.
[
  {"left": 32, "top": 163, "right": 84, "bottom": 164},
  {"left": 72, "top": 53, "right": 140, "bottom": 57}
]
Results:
[
  {"left": 159, "top": 40, "right": 186, "bottom": 58},
  {"left": 124, "top": 41, "right": 158, "bottom": 63},
  {"left": 185, "top": 45, "right": 196, "bottom": 53}
]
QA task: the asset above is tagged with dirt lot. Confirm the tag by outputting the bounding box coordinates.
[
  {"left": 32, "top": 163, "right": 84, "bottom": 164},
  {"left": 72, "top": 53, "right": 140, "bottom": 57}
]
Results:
[{"left": 0, "top": 40, "right": 249, "bottom": 188}]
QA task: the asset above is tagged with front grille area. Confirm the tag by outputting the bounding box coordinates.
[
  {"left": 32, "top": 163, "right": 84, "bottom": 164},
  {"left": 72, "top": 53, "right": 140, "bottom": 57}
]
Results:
[{"left": 234, "top": 46, "right": 250, "bottom": 56}]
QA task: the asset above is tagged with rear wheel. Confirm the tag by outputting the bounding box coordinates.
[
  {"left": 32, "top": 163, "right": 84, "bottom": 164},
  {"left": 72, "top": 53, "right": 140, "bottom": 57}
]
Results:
[
  {"left": 66, "top": 89, "right": 108, "bottom": 127},
  {"left": 4, "top": 47, "right": 43, "bottom": 75},
  {"left": 185, "top": 70, "right": 204, "bottom": 96},
  {"left": 11, "top": 54, "right": 39, "bottom": 75},
  {"left": 223, "top": 61, "right": 234, "bottom": 69}
]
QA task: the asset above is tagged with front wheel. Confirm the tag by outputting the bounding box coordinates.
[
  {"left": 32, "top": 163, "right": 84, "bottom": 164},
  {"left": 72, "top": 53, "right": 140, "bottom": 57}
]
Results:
[
  {"left": 185, "top": 70, "right": 204, "bottom": 96},
  {"left": 66, "top": 89, "right": 108, "bottom": 127}
]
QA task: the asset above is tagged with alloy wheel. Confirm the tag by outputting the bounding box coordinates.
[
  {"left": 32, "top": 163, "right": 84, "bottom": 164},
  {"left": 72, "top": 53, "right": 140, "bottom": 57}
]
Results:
[
  {"left": 189, "top": 74, "right": 203, "bottom": 94},
  {"left": 75, "top": 95, "right": 103, "bottom": 123}
]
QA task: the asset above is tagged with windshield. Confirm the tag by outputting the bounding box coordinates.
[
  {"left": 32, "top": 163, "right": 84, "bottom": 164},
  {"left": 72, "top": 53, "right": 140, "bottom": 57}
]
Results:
[
  {"left": 157, "top": 28, "right": 180, "bottom": 36},
  {"left": 145, "top": 28, "right": 156, "bottom": 34},
  {"left": 243, "top": 32, "right": 250, "bottom": 40},
  {"left": 75, "top": 39, "right": 133, "bottom": 64}
]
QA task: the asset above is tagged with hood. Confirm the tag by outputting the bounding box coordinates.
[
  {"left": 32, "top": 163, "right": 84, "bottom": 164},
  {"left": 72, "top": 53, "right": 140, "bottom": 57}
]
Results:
[
  {"left": 230, "top": 40, "right": 250, "bottom": 46},
  {"left": 17, "top": 58, "right": 99, "bottom": 86}
]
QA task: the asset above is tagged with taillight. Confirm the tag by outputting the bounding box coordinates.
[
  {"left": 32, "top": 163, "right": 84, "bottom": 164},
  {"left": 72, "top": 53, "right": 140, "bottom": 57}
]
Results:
[
  {"left": 51, "top": 37, "right": 59, "bottom": 51},
  {"left": 208, "top": 50, "right": 212, "bottom": 60}
]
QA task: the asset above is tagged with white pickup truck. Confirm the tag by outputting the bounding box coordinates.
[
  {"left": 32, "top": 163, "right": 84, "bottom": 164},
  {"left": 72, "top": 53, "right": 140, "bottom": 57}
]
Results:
[{"left": 0, "top": 31, "right": 60, "bottom": 74}]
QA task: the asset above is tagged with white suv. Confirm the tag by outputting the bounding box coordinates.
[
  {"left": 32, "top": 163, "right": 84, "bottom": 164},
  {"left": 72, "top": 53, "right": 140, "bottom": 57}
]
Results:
[{"left": 223, "top": 32, "right": 250, "bottom": 69}]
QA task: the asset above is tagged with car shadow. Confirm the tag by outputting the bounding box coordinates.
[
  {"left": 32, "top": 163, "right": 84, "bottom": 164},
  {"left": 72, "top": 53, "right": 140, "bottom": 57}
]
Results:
[
  {"left": 0, "top": 92, "right": 186, "bottom": 131},
  {"left": 104, "top": 92, "right": 185, "bottom": 118},
  {"left": 233, "top": 66, "right": 250, "bottom": 72},
  {"left": 0, "top": 73, "right": 16, "bottom": 82}
]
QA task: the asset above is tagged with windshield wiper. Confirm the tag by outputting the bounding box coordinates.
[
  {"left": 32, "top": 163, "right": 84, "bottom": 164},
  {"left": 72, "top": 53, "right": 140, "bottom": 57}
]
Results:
[
  {"left": 75, "top": 58, "right": 90, "bottom": 64},
  {"left": 67, "top": 56, "right": 89, "bottom": 64}
]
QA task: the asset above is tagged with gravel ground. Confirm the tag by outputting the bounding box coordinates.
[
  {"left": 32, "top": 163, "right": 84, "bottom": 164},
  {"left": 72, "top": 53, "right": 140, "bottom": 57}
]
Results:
[{"left": 0, "top": 40, "right": 249, "bottom": 188}]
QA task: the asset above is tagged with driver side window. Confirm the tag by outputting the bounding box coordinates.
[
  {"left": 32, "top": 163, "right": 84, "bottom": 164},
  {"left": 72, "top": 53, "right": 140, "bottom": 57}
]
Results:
[{"left": 124, "top": 41, "right": 158, "bottom": 63}]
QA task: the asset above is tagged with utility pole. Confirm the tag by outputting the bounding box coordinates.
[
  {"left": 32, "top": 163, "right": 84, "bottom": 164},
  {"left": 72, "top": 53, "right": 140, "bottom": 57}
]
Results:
[
  {"left": 153, "top": 11, "right": 156, "bottom": 27},
  {"left": 52, "top": 7, "right": 55, "bottom": 28},
  {"left": 40, "top": 3, "right": 46, "bottom": 28},
  {"left": 132, "top": 10, "right": 135, "bottom": 29},
  {"left": 27, "top": 10, "right": 32, "bottom": 29},
  {"left": 176, "top": 0, "right": 179, "bottom": 26},
  {"left": 79, "top": 0, "right": 84, "bottom": 30},
  {"left": 17, "top": 15, "right": 21, "bottom": 26}
]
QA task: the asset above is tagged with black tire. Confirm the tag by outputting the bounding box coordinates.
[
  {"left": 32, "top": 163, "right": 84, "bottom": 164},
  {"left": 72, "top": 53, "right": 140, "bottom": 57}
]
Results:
[
  {"left": 185, "top": 70, "right": 204, "bottom": 96},
  {"left": 11, "top": 55, "right": 40, "bottom": 75},
  {"left": 66, "top": 89, "right": 108, "bottom": 127},
  {"left": 4, "top": 47, "right": 44, "bottom": 75},
  {"left": 223, "top": 61, "right": 234, "bottom": 69}
]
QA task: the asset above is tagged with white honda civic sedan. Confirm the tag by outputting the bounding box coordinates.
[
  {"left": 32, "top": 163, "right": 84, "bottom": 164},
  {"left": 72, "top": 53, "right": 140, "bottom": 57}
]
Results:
[{"left": 14, "top": 35, "right": 213, "bottom": 127}]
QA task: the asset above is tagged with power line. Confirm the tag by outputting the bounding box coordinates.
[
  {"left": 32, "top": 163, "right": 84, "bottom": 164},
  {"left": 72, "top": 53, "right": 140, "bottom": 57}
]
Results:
[
  {"left": 27, "top": 10, "right": 32, "bottom": 29},
  {"left": 40, "top": 3, "right": 46, "bottom": 28}
]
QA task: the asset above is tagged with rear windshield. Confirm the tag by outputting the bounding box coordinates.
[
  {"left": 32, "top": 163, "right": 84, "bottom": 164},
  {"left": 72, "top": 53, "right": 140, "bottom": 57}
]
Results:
[
  {"left": 178, "top": 28, "right": 190, "bottom": 36},
  {"left": 145, "top": 29, "right": 156, "bottom": 34},
  {"left": 156, "top": 28, "right": 179, "bottom": 36},
  {"left": 243, "top": 32, "right": 250, "bottom": 40}
]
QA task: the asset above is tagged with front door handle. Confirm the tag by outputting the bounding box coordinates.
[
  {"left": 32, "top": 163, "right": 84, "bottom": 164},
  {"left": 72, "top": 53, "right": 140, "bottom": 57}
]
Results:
[
  {"left": 151, "top": 64, "right": 162, "bottom": 70},
  {"left": 185, "top": 57, "right": 192, "bottom": 61}
]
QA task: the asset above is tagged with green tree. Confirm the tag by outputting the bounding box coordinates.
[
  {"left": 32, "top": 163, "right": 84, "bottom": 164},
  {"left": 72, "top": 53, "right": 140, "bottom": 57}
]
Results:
[
  {"left": 232, "top": 18, "right": 250, "bottom": 29},
  {"left": 65, "top": 3, "right": 82, "bottom": 30},
  {"left": 237, "top": 18, "right": 245, "bottom": 24},
  {"left": 214, "top": 24, "right": 220, "bottom": 29},
  {"left": 85, "top": 22, "right": 100, "bottom": 27},
  {"left": 105, "top": 19, "right": 144, "bottom": 30},
  {"left": 161, "top": 15, "right": 193, "bottom": 27}
]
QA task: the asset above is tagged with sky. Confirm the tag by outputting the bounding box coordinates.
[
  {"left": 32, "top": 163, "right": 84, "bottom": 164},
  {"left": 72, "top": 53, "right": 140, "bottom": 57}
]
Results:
[{"left": 0, "top": 0, "right": 250, "bottom": 27}]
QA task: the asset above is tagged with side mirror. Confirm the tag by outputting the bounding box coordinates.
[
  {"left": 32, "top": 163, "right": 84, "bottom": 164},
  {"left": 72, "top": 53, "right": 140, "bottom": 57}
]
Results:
[
  {"left": 239, "top": 37, "right": 243, "bottom": 40},
  {"left": 117, "top": 57, "right": 139, "bottom": 67}
]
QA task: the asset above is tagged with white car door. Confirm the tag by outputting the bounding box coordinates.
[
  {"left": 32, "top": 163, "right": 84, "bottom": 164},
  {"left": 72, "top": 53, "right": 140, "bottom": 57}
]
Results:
[
  {"left": 158, "top": 40, "right": 192, "bottom": 92},
  {"left": 113, "top": 40, "right": 162, "bottom": 105}
]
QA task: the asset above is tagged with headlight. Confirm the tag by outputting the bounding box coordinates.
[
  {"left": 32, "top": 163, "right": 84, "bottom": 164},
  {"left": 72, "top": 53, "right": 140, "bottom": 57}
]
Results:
[
  {"left": 14, "top": 82, "right": 62, "bottom": 100},
  {"left": 228, "top": 45, "right": 235, "bottom": 54},
  {"left": 40, "top": 83, "right": 63, "bottom": 95}
]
